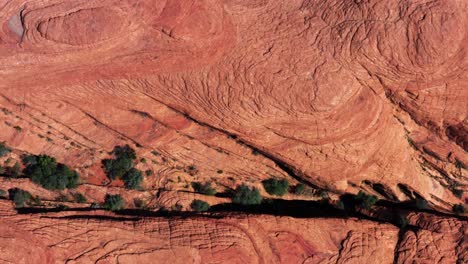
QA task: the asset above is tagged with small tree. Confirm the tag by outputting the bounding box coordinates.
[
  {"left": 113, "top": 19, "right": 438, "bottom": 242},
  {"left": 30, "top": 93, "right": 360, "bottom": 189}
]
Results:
[
  {"left": 8, "top": 188, "right": 32, "bottom": 208},
  {"left": 192, "top": 182, "right": 216, "bottom": 196},
  {"left": 112, "top": 145, "right": 136, "bottom": 160},
  {"left": 121, "top": 168, "right": 143, "bottom": 189},
  {"left": 262, "top": 178, "right": 289, "bottom": 196},
  {"left": 22, "top": 155, "right": 79, "bottom": 190},
  {"left": 102, "top": 145, "right": 143, "bottom": 190},
  {"left": 102, "top": 157, "right": 133, "bottom": 180},
  {"left": 233, "top": 184, "right": 262, "bottom": 205},
  {"left": 103, "top": 194, "right": 125, "bottom": 211},
  {"left": 190, "top": 199, "right": 210, "bottom": 212}
]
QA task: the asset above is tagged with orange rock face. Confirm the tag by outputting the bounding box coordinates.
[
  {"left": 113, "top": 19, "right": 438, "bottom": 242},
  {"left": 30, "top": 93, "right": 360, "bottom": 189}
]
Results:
[
  {"left": 0, "top": 200, "right": 400, "bottom": 263},
  {"left": 0, "top": 0, "right": 466, "bottom": 263}
]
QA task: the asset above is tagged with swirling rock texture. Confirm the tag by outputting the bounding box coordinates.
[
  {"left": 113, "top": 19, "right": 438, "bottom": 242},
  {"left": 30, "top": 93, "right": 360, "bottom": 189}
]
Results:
[{"left": 0, "top": 0, "right": 466, "bottom": 263}]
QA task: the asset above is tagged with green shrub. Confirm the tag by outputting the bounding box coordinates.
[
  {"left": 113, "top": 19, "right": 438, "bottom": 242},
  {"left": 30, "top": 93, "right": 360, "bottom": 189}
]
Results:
[
  {"left": 102, "top": 145, "right": 143, "bottom": 190},
  {"left": 0, "top": 189, "right": 6, "bottom": 197},
  {"left": 102, "top": 157, "right": 133, "bottom": 180},
  {"left": 192, "top": 182, "right": 216, "bottom": 196},
  {"left": 8, "top": 188, "right": 32, "bottom": 208},
  {"left": 113, "top": 144, "right": 136, "bottom": 158},
  {"left": 262, "top": 178, "right": 289, "bottom": 196},
  {"left": 56, "top": 204, "right": 69, "bottom": 210},
  {"left": 453, "top": 204, "right": 465, "bottom": 215},
  {"left": 103, "top": 194, "right": 125, "bottom": 211},
  {"left": 6, "top": 162, "right": 21, "bottom": 178},
  {"left": 293, "top": 183, "right": 306, "bottom": 195},
  {"left": 0, "top": 142, "right": 11, "bottom": 157},
  {"left": 121, "top": 168, "right": 143, "bottom": 189},
  {"left": 233, "top": 184, "right": 262, "bottom": 205},
  {"left": 190, "top": 199, "right": 210, "bottom": 212},
  {"left": 73, "top": 192, "right": 87, "bottom": 203},
  {"left": 30, "top": 196, "right": 41, "bottom": 206},
  {"left": 354, "top": 191, "right": 378, "bottom": 210},
  {"left": 145, "top": 170, "right": 152, "bottom": 176},
  {"left": 56, "top": 194, "right": 70, "bottom": 202},
  {"left": 22, "top": 155, "right": 79, "bottom": 190}
]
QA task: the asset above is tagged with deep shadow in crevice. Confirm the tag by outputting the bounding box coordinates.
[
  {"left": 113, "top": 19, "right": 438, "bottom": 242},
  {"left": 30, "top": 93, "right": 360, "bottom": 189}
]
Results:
[
  {"left": 377, "top": 199, "right": 468, "bottom": 221},
  {"left": 209, "top": 199, "right": 366, "bottom": 220},
  {"left": 17, "top": 207, "right": 100, "bottom": 214},
  {"left": 13, "top": 197, "right": 467, "bottom": 225},
  {"left": 15, "top": 199, "right": 363, "bottom": 219}
]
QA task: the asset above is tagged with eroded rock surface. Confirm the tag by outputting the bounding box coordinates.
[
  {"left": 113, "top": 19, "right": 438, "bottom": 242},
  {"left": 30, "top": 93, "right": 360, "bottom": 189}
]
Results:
[
  {"left": 0, "top": 0, "right": 466, "bottom": 263},
  {"left": 0, "top": 200, "right": 400, "bottom": 264}
]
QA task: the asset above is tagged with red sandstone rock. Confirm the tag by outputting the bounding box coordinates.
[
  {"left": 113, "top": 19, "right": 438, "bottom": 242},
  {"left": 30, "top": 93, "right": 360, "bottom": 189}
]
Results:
[{"left": 0, "top": 0, "right": 466, "bottom": 262}]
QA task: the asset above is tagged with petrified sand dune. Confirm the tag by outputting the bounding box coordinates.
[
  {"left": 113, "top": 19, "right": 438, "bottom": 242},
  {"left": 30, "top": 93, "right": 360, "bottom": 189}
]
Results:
[
  {"left": 0, "top": 200, "right": 397, "bottom": 263},
  {"left": 0, "top": 0, "right": 466, "bottom": 208},
  {"left": 0, "top": 200, "right": 466, "bottom": 263},
  {"left": 0, "top": 0, "right": 466, "bottom": 263}
]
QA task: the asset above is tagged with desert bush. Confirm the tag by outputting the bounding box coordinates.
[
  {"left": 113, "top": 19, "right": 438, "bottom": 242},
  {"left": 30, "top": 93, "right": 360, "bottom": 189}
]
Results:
[
  {"left": 102, "top": 145, "right": 137, "bottom": 180},
  {"left": 6, "top": 162, "right": 21, "bottom": 178},
  {"left": 293, "top": 183, "right": 306, "bottom": 195},
  {"left": 262, "top": 178, "right": 289, "bottom": 196},
  {"left": 102, "top": 157, "right": 133, "bottom": 180},
  {"left": 73, "top": 192, "right": 87, "bottom": 203},
  {"left": 30, "top": 196, "right": 41, "bottom": 206},
  {"left": 56, "top": 194, "right": 70, "bottom": 202},
  {"left": 102, "top": 145, "right": 143, "bottom": 189},
  {"left": 353, "top": 191, "right": 378, "bottom": 210},
  {"left": 190, "top": 199, "right": 210, "bottom": 212},
  {"left": 191, "top": 182, "right": 216, "bottom": 196},
  {"left": 0, "top": 142, "right": 11, "bottom": 157},
  {"left": 0, "top": 189, "right": 6, "bottom": 197},
  {"left": 8, "top": 188, "right": 32, "bottom": 208},
  {"left": 121, "top": 168, "right": 143, "bottom": 189},
  {"left": 112, "top": 145, "right": 136, "bottom": 160},
  {"left": 103, "top": 194, "right": 125, "bottom": 211},
  {"left": 232, "top": 184, "right": 262, "bottom": 205},
  {"left": 22, "top": 155, "right": 79, "bottom": 190}
]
